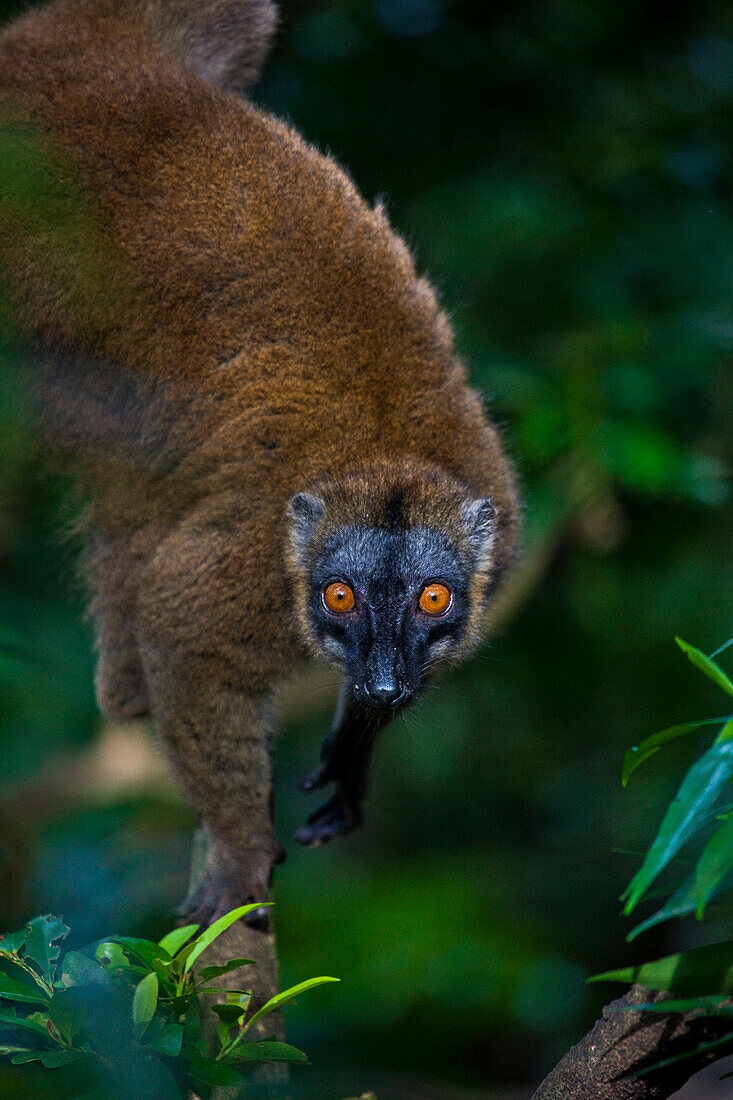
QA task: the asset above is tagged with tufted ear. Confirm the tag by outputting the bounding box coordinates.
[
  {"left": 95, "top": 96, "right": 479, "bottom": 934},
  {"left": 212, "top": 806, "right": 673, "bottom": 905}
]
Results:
[
  {"left": 288, "top": 492, "right": 326, "bottom": 566},
  {"left": 460, "top": 498, "right": 497, "bottom": 565}
]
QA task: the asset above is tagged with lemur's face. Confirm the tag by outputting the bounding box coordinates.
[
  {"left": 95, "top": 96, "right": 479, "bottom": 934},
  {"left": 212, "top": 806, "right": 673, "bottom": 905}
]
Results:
[
  {"left": 288, "top": 488, "right": 498, "bottom": 709},
  {"left": 303, "top": 520, "right": 488, "bottom": 708},
  {"left": 307, "top": 524, "right": 471, "bottom": 707}
]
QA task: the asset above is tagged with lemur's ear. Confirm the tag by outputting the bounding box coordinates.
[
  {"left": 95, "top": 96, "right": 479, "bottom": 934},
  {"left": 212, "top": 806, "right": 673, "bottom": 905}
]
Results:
[
  {"left": 147, "top": 0, "right": 279, "bottom": 90},
  {"left": 288, "top": 492, "right": 326, "bottom": 566},
  {"left": 460, "top": 498, "right": 497, "bottom": 565}
]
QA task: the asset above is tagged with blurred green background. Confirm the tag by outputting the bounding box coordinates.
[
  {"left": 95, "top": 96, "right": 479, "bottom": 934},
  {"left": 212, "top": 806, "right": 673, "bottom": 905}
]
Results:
[{"left": 0, "top": 0, "right": 731, "bottom": 1095}]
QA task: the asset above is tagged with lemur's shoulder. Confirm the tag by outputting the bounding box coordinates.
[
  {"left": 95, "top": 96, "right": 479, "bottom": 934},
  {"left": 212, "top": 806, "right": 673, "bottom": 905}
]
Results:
[{"left": 0, "top": 0, "right": 278, "bottom": 95}]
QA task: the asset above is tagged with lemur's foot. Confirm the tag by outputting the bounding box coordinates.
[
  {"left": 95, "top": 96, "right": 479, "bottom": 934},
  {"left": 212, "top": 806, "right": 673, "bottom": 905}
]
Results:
[
  {"left": 176, "top": 868, "right": 274, "bottom": 931},
  {"left": 294, "top": 792, "right": 361, "bottom": 847}
]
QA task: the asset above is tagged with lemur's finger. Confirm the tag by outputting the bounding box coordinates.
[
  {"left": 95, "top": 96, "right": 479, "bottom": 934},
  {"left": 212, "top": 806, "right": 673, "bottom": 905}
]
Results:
[
  {"left": 298, "top": 766, "right": 328, "bottom": 792},
  {"left": 294, "top": 794, "right": 349, "bottom": 845},
  {"left": 298, "top": 748, "right": 337, "bottom": 791}
]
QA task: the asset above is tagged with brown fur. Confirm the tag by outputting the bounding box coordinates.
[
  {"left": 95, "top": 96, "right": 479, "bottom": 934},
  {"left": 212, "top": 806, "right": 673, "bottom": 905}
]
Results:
[{"left": 0, "top": 0, "right": 519, "bottom": 920}]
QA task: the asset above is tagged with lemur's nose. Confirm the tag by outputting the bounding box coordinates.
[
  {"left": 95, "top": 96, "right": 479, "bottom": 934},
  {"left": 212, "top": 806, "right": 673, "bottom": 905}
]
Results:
[{"left": 365, "top": 679, "right": 405, "bottom": 708}]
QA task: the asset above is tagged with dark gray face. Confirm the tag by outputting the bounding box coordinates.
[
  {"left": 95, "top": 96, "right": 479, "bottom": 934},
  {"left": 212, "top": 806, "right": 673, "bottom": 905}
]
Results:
[{"left": 308, "top": 525, "right": 471, "bottom": 709}]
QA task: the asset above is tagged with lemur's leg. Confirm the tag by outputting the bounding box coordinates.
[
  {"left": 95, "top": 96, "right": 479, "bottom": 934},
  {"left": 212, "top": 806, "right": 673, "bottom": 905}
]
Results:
[
  {"left": 140, "top": 647, "right": 285, "bottom": 927},
  {"left": 128, "top": 504, "right": 286, "bottom": 927},
  {"left": 295, "top": 681, "right": 397, "bottom": 846},
  {"left": 86, "top": 534, "right": 151, "bottom": 719}
]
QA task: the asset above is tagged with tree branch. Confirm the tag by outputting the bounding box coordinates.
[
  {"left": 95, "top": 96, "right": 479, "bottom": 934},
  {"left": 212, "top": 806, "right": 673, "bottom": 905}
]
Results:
[{"left": 532, "top": 984, "right": 733, "bottom": 1100}]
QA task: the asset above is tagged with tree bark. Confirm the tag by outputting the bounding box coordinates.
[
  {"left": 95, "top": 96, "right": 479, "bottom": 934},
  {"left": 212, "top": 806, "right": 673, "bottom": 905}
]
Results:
[{"left": 532, "top": 984, "right": 733, "bottom": 1100}]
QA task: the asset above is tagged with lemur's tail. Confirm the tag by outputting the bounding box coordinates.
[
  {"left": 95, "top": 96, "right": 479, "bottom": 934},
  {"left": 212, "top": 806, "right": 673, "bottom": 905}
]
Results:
[{"left": 142, "top": 0, "right": 279, "bottom": 90}]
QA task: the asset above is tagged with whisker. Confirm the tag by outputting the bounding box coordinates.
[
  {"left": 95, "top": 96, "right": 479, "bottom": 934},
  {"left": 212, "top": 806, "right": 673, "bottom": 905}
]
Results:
[
  {"left": 397, "top": 709, "right": 423, "bottom": 749},
  {"left": 292, "top": 679, "right": 342, "bottom": 701}
]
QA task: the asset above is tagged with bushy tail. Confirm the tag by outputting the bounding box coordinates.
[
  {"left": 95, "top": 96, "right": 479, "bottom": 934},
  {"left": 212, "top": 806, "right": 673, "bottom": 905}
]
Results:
[{"left": 141, "top": 0, "right": 278, "bottom": 90}]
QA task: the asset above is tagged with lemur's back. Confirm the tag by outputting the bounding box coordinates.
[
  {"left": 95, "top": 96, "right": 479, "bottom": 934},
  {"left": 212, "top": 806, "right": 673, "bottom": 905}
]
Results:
[
  {"left": 0, "top": 0, "right": 511, "bottom": 525},
  {"left": 0, "top": 0, "right": 412, "bottom": 364}
]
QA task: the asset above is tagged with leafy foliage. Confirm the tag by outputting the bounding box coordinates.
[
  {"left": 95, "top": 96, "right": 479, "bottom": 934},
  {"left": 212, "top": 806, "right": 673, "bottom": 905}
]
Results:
[
  {"left": 0, "top": 907, "right": 337, "bottom": 1098},
  {"left": 592, "top": 941, "right": 733, "bottom": 998},
  {"left": 620, "top": 637, "right": 733, "bottom": 930},
  {"left": 592, "top": 638, "right": 733, "bottom": 1071}
]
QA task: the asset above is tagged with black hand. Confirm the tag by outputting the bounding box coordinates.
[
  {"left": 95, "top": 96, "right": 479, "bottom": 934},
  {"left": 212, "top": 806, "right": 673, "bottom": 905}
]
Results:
[{"left": 295, "top": 682, "right": 394, "bottom": 846}]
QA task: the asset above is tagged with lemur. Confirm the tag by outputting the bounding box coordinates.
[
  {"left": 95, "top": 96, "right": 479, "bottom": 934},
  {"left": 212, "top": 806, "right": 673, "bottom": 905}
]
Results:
[{"left": 0, "top": 0, "right": 519, "bottom": 925}]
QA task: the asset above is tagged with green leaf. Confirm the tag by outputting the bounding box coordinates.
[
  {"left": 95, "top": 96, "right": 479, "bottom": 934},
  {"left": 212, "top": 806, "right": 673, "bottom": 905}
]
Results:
[
  {"left": 230, "top": 1040, "right": 309, "bottom": 1064},
  {"left": 169, "top": 941, "right": 198, "bottom": 975},
  {"left": 39, "top": 1050, "right": 88, "bottom": 1068},
  {"left": 630, "top": 1029, "right": 733, "bottom": 1076},
  {"left": 619, "top": 995, "right": 731, "bottom": 1014},
  {"left": 59, "top": 952, "right": 114, "bottom": 989},
  {"left": 622, "top": 717, "right": 731, "bottom": 786},
  {"left": 94, "top": 942, "right": 139, "bottom": 972},
  {"left": 628, "top": 861, "right": 733, "bottom": 941},
  {"left": 0, "top": 973, "right": 49, "bottom": 1004},
  {"left": 627, "top": 877, "right": 696, "bottom": 940},
  {"left": 165, "top": 994, "right": 196, "bottom": 1020},
  {"left": 145, "top": 1022, "right": 184, "bottom": 1058},
  {"left": 0, "top": 930, "right": 28, "bottom": 955},
  {"left": 48, "top": 990, "right": 88, "bottom": 1043},
  {"left": 183, "top": 998, "right": 205, "bottom": 1050},
  {"left": 186, "top": 1050, "right": 243, "bottom": 1086},
  {"left": 158, "top": 924, "right": 199, "bottom": 958},
  {"left": 690, "top": 814, "right": 733, "bottom": 919},
  {"left": 211, "top": 1004, "right": 246, "bottom": 1026},
  {"left": 183, "top": 906, "right": 271, "bottom": 975},
  {"left": 152, "top": 956, "right": 175, "bottom": 975},
  {"left": 8, "top": 1048, "right": 87, "bottom": 1069},
  {"left": 149, "top": 960, "right": 178, "bottom": 996},
  {"left": 0, "top": 954, "right": 52, "bottom": 996},
  {"left": 197, "top": 959, "right": 255, "bottom": 982},
  {"left": 24, "top": 916, "right": 69, "bottom": 983},
  {"left": 107, "top": 937, "right": 170, "bottom": 970},
  {"left": 132, "top": 973, "right": 158, "bottom": 1034},
  {"left": 0, "top": 1009, "right": 52, "bottom": 1038},
  {"left": 225, "top": 990, "right": 251, "bottom": 1012},
  {"left": 244, "top": 976, "right": 339, "bottom": 1031},
  {"left": 10, "top": 1051, "right": 47, "bottom": 1065},
  {"left": 216, "top": 1017, "right": 231, "bottom": 1050},
  {"left": 590, "top": 941, "right": 733, "bottom": 996},
  {"left": 622, "top": 728, "right": 733, "bottom": 914},
  {"left": 676, "top": 637, "right": 733, "bottom": 698}
]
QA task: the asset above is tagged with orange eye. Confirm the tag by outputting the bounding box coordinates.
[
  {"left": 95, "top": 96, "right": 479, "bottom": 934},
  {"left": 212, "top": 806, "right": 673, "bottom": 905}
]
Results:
[
  {"left": 419, "top": 582, "right": 452, "bottom": 616},
  {"left": 322, "top": 581, "right": 356, "bottom": 614}
]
